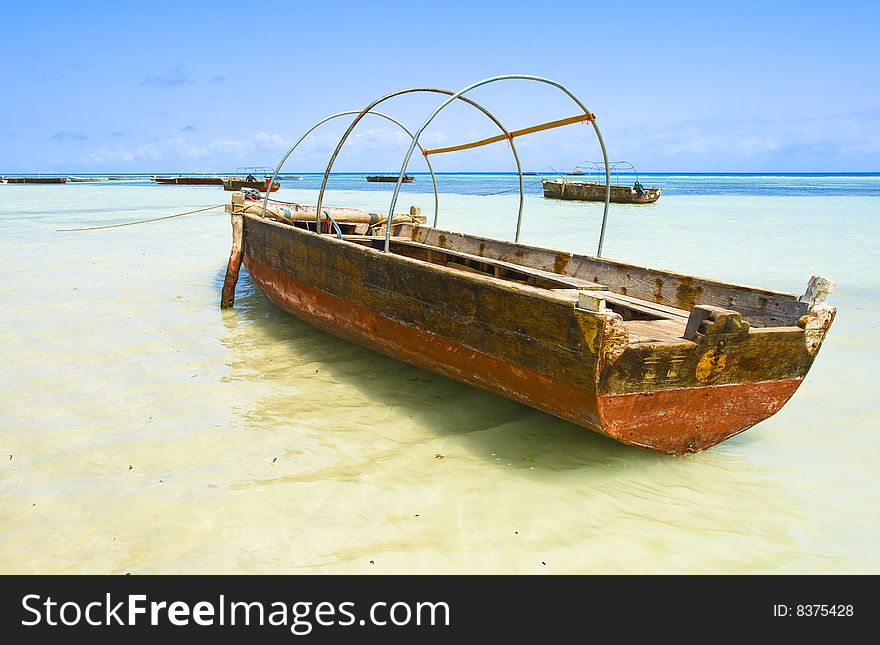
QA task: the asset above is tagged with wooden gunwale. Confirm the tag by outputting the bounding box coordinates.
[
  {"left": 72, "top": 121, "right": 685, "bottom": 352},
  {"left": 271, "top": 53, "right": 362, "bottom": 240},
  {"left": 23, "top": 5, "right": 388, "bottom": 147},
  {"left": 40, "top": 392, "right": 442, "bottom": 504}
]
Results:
[{"left": 411, "top": 227, "right": 809, "bottom": 327}]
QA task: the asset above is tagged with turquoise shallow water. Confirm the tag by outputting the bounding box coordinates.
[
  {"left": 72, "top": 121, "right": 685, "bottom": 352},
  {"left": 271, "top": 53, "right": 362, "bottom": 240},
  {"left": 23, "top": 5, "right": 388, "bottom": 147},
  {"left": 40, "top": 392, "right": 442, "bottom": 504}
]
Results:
[{"left": 0, "top": 178, "right": 877, "bottom": 573}]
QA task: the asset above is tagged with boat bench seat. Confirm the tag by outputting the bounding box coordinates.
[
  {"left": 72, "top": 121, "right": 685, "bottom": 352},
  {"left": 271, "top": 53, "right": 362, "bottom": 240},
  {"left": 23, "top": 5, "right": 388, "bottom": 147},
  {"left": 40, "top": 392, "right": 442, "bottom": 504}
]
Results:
[
  {"left": 393, "top": 240, "right": 609, "bottom": 291},
  {"left": 583, "top": 291, "right": 689, "bottom": 342},
  {"left": 593, "top": 291, "right": 690, "bottom": 320}
]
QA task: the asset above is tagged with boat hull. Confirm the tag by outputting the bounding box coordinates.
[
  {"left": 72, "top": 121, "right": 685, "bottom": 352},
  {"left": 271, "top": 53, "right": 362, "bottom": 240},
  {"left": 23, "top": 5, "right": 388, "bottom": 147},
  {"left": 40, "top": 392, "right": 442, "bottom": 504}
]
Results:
[
  {"left": 153, "top": 176, "right": 224, "bottom": 185},
  {"left": 238, "top": 212, "right": 831, "bottom": 454},
  {"left": 365, "top": 175, "right": 414, "bottom": 183},
  {"left": 3, "top": 176, "right": 67, "bottom": 184},
  {"left": 543, "top": 179, "right": 661, "bottom": 204},
  {"left": 222, "top": 178, "right": 280, "bottom": 192}
]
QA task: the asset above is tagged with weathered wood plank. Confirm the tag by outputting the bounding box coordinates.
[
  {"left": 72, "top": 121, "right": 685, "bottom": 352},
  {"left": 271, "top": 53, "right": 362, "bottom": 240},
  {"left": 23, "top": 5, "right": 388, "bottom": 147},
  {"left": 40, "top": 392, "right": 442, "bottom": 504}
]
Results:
[
  {"left": 391, "top": 239, "right": 607, "bottom": 290},
  {"left": 244, "top": 215, "right": 602, "bottom": 388},
  {"left": 220, "top": 212, "right": 243, "bottom": 309},
  {"left": 416, "top": 226, "right": 808, "bottom": 326}
]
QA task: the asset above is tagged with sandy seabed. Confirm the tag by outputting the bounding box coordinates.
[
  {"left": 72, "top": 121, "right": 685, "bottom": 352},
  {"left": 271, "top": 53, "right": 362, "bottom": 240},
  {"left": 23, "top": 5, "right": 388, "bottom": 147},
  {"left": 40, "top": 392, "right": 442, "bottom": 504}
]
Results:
[{"left": 1, "top": 183, "right": 877, "bottom": 573}]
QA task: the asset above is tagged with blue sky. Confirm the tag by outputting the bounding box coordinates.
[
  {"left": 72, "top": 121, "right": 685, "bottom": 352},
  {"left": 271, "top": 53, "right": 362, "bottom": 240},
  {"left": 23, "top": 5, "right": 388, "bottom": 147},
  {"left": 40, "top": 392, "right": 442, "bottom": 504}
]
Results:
[{"left": 1, "top": 0, "right": 878, "bottom": 172}]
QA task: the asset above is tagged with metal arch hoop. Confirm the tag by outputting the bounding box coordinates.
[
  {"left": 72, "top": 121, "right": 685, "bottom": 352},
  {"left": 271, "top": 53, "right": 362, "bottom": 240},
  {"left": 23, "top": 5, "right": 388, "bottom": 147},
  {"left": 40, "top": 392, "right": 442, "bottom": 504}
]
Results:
[
  {"left": 262, "top": 111, "right": 440, "bottom": 226},
  {"left": 384, "top": 74, "right": 612, "bottom": 256},
  {"left": 314, "top": 88, "right": 525, "bottom": 233},
  {"left": 575, "top": 160, "right": 638, "bottom": 188}
]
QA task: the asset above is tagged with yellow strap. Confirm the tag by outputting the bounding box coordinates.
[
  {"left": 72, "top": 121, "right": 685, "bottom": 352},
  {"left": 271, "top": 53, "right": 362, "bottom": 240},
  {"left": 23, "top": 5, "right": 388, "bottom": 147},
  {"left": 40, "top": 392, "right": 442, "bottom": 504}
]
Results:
[{"left": 423, "top": 113, "right": 594, "bottom": 156}]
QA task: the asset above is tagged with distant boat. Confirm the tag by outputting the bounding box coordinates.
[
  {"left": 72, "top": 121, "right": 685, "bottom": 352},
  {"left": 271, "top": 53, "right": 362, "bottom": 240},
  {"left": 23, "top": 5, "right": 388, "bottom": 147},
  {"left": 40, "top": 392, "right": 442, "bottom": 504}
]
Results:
[
  {"left": 69, "top": 176, "right": 107, "bottom": 182},
  {"left": 544, "top": 161, "right": 661, "bottom": 204},
  {"left": 107, "top": 176, "right": 140, "bottom": 181},
  {"left": 543, "top": 179, "right": 661, "bottom": 204},
  {"left": 2, "top": 175, "right": 67, "bottom": 184},
  {"left": 365, "top": 174, "right": 414, "bottom": 183},
  {"left": 152, "top": 174, "right": 223, "bottom": 185},
  {"left": 222, "top": 177, "right": 281, "bottom": 192},
  {"left": 221, "top": 167, "right": 280, "bottom": 193}
]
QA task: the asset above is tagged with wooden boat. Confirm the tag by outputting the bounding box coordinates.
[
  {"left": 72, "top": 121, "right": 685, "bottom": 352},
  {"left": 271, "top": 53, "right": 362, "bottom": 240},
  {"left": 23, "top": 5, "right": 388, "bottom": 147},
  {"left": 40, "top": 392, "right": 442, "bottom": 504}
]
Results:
[
  {"left": 221, "top": 167, "right": 280, "bottom": 192},
  {"left": 3, "top": 175, "right": 67, "bottom": 184},
  {"left": 69, "top": 176, "right": 107, "bottom": 182},
  {"left": 365, "top": 174, "right": 414, "bottom": 183},
  {"left": 222, "top": 177, "right": 280, "bottom": 192},
  {"left": 547, "top": 161, "right": 661, "bottom": 204},
  {"left": 153, "top": 175, "right": 224, "bottom": 185},
  {"left": 219, "top": 77, "right": 836, "bottom": 454},
  {"left": 222, "top": 189, "right": 835, "bottom": 454},
  {"left": 543, "top": 178, "right": 661, "bottom": 204}
]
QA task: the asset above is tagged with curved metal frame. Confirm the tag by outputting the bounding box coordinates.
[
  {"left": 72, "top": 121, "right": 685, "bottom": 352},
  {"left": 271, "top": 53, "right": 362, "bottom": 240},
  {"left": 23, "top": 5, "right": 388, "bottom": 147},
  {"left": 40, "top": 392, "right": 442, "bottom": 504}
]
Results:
[
  {"left": 384, "top": 75, "right": 611, "bottom": 256},
  {"left": 314, "top": 88, "right": 524, "bottom": 234},
  {"left": 572, "top": 160, "right": 640, "bottom": 187},
  {"left": 262, "top": 111, "right": 440, "bottom": 228}
]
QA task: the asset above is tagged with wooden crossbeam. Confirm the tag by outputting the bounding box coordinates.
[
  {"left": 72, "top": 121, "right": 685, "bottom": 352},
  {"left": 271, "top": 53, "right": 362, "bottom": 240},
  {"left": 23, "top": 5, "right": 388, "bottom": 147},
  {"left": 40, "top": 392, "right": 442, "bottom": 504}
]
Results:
[{"left": 422, "top": 113, "right": 595, "bottom": 156}]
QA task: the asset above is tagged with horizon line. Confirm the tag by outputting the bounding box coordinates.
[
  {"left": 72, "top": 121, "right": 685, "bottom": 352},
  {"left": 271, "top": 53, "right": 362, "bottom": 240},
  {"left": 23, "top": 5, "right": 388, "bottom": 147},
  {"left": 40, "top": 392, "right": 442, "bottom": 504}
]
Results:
[{"left": 3, "top": 171, "right": 880, "bottom": 176}]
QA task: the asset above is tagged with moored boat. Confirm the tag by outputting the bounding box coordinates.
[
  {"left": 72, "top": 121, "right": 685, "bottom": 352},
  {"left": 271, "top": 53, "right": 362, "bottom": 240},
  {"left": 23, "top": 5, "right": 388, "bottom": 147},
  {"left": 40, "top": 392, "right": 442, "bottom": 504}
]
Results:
[
  {"left": 222, "top": 177, "right": 281, "bottom": 192},
  {"left": 542, "top": 178, "right": 661, "bottom": 203},
  {"left": 69, "top": 176, "right": 108, "bottom": 182},
  {"left": 220, "top": 75, "right": 836, "bottom": 455},
  {"left": 152, "top": 170, "right": 223, "bottom": 185},
  {"left": 153, "top": 176, "right": 224, "bottom": 185},
  {"left": 3, "top": 175, "right": 67, "bottom": 184},
  {"left": 365, "top": 174, "right": 414, "bottom": 183},
  {"left": 221, "top": 167, "right": 280, "bottom": 192},
  {"left": 545, "top": 160, "right": 661, "bottom": 204}
]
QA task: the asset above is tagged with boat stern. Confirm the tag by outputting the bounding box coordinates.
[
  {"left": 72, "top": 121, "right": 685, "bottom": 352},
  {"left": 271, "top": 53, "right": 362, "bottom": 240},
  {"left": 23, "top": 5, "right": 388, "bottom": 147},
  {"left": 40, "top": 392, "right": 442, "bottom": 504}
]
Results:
[{"left": 593, "top": 299, "right": 836, "bottom": 454}]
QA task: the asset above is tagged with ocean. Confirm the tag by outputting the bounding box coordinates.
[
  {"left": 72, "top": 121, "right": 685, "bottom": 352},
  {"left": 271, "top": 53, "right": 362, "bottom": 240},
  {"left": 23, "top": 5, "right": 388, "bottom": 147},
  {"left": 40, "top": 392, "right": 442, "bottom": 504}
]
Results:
[{"left": 0, "top": 174, "right": 877, "bottom": 573}]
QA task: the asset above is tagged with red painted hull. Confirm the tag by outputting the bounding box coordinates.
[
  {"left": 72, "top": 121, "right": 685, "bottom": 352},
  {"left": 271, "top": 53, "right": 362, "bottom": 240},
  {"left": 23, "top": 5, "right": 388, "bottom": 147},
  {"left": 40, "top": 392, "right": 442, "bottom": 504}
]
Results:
[
  {"left": 246, "top": 255, "right": 602, "bottom": 427},
  {"left": 244, "top": 254, "right": 808, "bottom": 454},
  {"left": 597, "top": 378, "right": 802, "bottom": 452}
]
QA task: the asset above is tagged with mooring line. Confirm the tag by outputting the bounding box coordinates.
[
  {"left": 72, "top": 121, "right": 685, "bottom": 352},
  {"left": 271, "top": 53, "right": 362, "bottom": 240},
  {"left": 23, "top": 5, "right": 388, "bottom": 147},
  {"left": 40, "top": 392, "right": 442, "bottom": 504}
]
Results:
[{"left": 56, "top": 204, "right": 225, "bottom": 232}]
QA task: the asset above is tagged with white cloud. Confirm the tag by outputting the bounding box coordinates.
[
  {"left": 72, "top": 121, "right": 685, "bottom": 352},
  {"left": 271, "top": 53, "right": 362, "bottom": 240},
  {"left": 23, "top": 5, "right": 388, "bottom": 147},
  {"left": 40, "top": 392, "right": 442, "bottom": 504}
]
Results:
[
  {"left": 252, "top": 132, "right": 288, "bottom": 151},
  {"left": 80, "top": 148, "right": 139, "bottom": 164},
  {"left": 74, "top": 109, "right": 880, "bottom": 171},
  {"left": 603, "top": 109, "right": 880, "bottom": 167},
  {"left": 79, "top": 132, "right": 292, "bottom": 166}
]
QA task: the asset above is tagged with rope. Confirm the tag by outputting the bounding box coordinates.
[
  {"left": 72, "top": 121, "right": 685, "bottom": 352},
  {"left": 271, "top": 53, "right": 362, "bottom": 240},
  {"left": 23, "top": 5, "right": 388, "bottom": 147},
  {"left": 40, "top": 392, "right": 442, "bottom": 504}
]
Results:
[
  {"left": 479, "top": 179, "right": 545, "bottom": 196},
  {"left": 56, "top": 204, "right": 225, "bottom": 232},
  {"left": 365, "top": 214, "right": 421, "bottom": 234}
]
